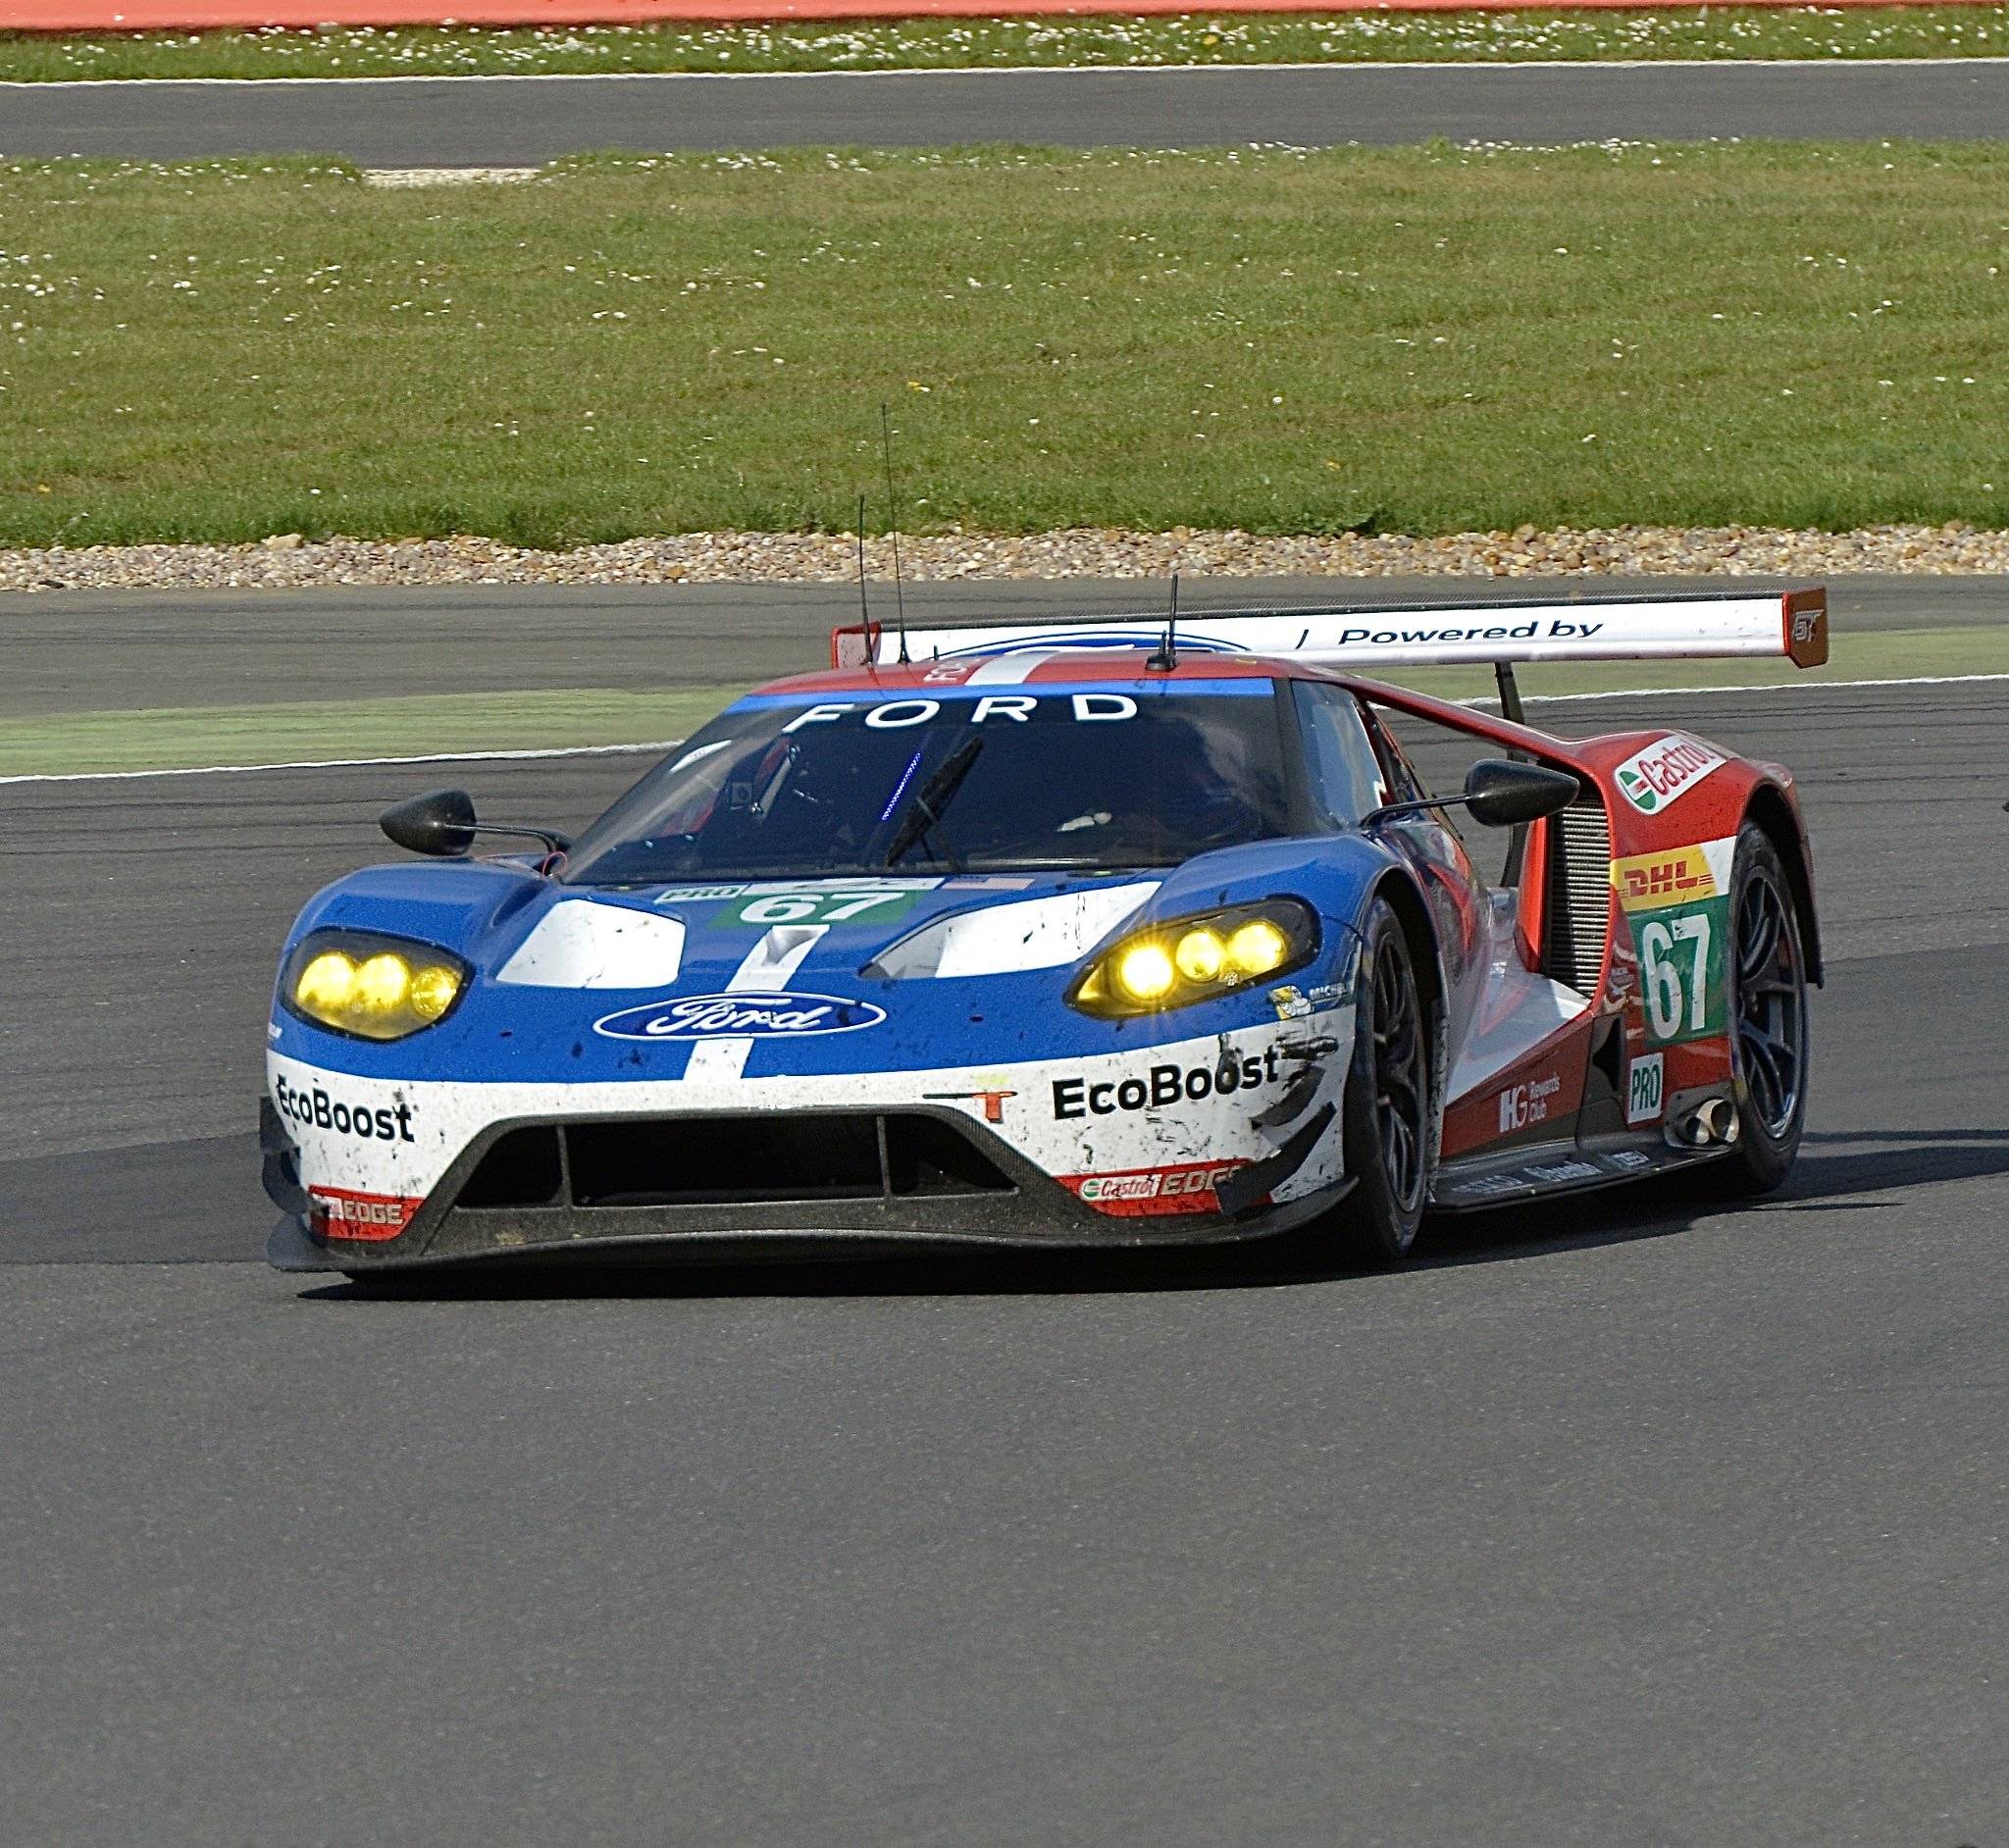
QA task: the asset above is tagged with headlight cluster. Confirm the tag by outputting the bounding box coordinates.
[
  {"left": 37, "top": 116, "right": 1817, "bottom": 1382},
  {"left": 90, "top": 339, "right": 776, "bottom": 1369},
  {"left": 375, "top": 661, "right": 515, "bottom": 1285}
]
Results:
[
  {"left": 1069, "top": 900, "right": 1317, "bottom": 1018},
  {"left": 283, "top": 930, "right": 469, "bottom": 1041}
]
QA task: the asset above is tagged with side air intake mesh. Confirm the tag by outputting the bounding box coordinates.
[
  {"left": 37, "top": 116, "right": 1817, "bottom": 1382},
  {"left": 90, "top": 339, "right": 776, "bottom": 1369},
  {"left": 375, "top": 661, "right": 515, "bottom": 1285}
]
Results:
[{"left": 1544, "top": 795, "right": 1614, "bottom": 995}]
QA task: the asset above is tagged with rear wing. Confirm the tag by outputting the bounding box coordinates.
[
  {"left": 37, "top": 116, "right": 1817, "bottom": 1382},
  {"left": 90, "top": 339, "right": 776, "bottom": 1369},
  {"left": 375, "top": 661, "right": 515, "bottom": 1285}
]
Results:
[{"left": 832, "top": 586, "right": 1829, "bottom": 673}]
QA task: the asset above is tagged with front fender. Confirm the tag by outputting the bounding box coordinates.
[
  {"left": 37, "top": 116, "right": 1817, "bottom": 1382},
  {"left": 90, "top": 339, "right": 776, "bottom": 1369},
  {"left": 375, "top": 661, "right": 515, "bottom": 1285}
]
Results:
[{"left": 1115, "top": 831, "right": 1401, "bottom": 939}]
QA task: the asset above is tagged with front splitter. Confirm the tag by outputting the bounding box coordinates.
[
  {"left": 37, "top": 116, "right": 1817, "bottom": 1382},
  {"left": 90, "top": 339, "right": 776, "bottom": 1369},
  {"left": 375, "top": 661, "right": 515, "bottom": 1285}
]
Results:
[{"left": 268, "top": 1181, "right": 1347, "bottom": 1275}]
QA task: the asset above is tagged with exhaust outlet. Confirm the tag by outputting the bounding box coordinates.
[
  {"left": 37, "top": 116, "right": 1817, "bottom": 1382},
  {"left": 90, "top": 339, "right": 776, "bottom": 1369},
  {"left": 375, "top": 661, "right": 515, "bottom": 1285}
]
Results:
[
  {"left": 1695, "top": 1098, "right": 1739, "bottom": 1146},
  {"left": 1671, "top": 1097, "right": 1740, "bottom": 1148}
]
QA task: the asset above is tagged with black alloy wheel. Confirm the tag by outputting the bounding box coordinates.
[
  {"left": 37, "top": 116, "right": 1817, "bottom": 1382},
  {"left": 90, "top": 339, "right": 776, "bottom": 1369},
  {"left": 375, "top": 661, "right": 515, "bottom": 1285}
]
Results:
[
  {"left": 1711, "top": 826, "right": 1810, "bottom": 1196},
  {"left": 1328, "top": 896, "right": 1433, "bottom": 1263},
  {"left": 1368, "top": 931, "right": 1428, "bottom": 1212}
]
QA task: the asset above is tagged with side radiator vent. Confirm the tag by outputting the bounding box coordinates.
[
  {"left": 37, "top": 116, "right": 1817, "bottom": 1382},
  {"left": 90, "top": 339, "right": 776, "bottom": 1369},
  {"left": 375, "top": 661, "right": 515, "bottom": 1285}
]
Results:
[{"left": 1544, "top": 795, "right": 1614, "bottom": 996}]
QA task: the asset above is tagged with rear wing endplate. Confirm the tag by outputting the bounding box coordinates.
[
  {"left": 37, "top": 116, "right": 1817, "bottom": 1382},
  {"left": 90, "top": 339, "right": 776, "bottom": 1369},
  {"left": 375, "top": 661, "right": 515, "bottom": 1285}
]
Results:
[{"left": 833, "top": 587, "right": 1828, "bottom": 672}]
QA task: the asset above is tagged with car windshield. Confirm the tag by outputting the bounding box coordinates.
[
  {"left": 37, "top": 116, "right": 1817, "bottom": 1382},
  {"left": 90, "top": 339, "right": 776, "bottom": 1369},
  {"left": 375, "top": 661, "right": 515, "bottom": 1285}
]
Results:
[{"left": 561, "top": 680, "right": 1293, "bottom": 885}]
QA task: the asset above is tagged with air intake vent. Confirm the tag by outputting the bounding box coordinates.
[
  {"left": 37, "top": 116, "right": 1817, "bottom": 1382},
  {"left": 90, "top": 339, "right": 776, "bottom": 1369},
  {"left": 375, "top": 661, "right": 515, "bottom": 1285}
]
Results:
[
  {"left": 1544, "top": 795, "right": 1613, "bottom": 995},
  {"left": 451, "top": 1111, "right": 1015, "bottom": 1213}
]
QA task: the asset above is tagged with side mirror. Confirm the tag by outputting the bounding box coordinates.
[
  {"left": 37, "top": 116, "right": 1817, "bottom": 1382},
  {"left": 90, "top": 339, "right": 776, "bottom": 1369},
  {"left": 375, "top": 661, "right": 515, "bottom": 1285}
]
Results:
[
  {"left": 1462, "top": 759, "right": 1581, "bottom": 829},
  {"left": 379, "top": 789, "right": 574, "bottom": 859},
  {"left": 381, "top": 789, "right": 479, "bottom": 856}
]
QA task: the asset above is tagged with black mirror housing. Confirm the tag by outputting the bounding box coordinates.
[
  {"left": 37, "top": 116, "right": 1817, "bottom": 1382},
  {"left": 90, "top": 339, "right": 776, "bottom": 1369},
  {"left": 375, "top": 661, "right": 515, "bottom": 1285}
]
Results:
[
  {"left": 381, "top": 789, "right": 479, "bottom": 857},
  {"left": 1463, "top": 759, "right": 1581, "bottom": 829}
]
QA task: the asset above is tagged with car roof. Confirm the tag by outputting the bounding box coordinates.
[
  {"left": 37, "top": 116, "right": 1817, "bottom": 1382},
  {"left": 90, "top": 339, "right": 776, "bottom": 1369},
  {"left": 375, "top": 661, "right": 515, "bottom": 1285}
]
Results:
[
  {"left": 754, "top": 649, "right": 1307, "bottom": 697},
  {"left": 745, "top": 647, "right": 1607, "bottom": 766}
]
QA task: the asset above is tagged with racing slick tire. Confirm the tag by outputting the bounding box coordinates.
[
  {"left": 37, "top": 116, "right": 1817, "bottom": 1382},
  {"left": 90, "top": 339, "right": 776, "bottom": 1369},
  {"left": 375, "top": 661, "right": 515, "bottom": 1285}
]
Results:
[
  {"left": 1326, "top": 896, "right": 1433, "bottom": 1265},
  {"left": 1706, "top": 824, "right": 1811, "bottom": 1197}
]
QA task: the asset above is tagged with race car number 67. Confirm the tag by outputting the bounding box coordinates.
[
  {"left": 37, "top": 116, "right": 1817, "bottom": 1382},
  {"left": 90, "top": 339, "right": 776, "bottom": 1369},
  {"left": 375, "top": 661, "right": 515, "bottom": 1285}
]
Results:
[
  {"left": 741, "top": 893, "right": 904, "bottom": 923},
  {"left": 1639, "top": 914, "right": 1711, "bottom": 1040}
]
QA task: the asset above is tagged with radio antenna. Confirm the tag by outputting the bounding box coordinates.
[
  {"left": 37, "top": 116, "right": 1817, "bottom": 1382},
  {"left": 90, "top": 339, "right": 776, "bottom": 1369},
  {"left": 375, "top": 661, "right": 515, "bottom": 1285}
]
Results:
[
  {"left": 854, "top": 492, "right": 870, "bottom": 628},
  {"left": 1147, "top": 573, "right": 1180, "bottom": 673},
  {"left": 880, "top": 402, "right": 910, "bottom": 664}
]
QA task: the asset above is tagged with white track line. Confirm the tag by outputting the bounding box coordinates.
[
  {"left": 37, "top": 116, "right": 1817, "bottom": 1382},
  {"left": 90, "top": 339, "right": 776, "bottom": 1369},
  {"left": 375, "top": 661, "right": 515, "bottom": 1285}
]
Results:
[
  {"left": 5, "top": 56, "right": 2007, "bottom": 91},
  {"left": 0, "top": 735, "right": 686, "bottom": 787},
  {"left": 1518, "top": 671, "right": 2009, "bottom": 705},
  {"left": 5, "top": 670, "right": 1999, "bottom": 786}
]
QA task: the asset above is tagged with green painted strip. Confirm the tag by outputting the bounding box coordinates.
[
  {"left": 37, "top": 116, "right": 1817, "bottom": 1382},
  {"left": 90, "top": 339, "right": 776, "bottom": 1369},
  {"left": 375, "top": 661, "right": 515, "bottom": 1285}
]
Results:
[
  {"left": 0, "top": 686, "right": 736, "bottom": 778},
  {"left": 4, "top": 625, "right": 2002, "bottom": 777}
]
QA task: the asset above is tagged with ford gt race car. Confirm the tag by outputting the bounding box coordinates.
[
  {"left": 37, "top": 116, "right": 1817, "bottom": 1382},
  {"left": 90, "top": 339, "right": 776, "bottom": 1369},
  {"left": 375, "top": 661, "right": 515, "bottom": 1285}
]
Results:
[{"left": 263, "top": 588, "right": 1826, "bottom": 1276}]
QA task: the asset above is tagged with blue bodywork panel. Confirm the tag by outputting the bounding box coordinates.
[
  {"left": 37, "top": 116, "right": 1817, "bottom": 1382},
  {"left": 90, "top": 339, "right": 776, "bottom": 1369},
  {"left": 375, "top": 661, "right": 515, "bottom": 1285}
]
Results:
[{"left": 269, "top": 831, "right": 1392, "bottom": 1085}]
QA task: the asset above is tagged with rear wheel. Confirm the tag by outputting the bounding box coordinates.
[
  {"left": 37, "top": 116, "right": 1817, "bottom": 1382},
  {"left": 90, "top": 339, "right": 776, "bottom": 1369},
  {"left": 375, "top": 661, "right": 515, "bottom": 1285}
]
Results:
[
  {"left": 1328, "top": 898, "right": 1433, "bottom": 1264},
  {"left": 1709, "top": 826, "right": 1810, "bottom": 1196}
]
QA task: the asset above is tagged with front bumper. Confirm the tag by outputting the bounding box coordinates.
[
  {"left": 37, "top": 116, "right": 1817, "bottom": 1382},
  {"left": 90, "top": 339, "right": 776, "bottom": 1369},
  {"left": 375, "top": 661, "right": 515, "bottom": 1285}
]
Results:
[
  {"left": 261, "top": 1011, "right": 1353, "bottom": 1273},
  {"left": 266, "top": 1101, "right": 1346, "bottom": 1272},
  {"left": 255, "top": 1036, "right": 1350, "bottom": 1269}
]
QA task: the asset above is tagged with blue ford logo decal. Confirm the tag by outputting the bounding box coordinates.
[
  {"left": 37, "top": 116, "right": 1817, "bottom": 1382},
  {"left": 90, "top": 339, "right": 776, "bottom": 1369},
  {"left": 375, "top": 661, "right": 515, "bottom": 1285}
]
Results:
[{"left": 592, "top": 991, "right": 888, "bottom": 1042}]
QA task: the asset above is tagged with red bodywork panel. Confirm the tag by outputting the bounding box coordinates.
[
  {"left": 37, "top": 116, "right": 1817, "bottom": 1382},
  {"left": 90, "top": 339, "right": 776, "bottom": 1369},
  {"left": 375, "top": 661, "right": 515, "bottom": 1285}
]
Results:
[
  {"left": 1348, "top": 675, "right": 1814, "bottom": 1158},
  {"left": 804, "top": 635, "right": 1817, "bottom": 1179}
]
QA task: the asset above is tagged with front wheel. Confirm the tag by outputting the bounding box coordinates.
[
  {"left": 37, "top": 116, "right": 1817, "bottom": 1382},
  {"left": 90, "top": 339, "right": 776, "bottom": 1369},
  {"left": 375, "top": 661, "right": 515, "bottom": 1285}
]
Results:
[
  {"left": 1708, "top": 825, "right": 1811, "bottom": 1196},
  {"left": 1326, "top": 897, "right": 1434, "bottom": 1265}
]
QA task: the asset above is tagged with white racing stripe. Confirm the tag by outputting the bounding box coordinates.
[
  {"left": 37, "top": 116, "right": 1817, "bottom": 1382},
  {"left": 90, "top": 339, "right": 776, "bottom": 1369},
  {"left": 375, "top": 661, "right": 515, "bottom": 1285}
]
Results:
[
  {"left": 493, "top": 898, "right": 688, "bottom": 989},
  {"left": 965, "top": 649, "right": 1070, "bottom": 686},
  {"left": 1513, "top": 672, "right": 2009, "bottom": 705},
  {"left": 681, "top": 923, "right": 830, "bottom": 1083}
]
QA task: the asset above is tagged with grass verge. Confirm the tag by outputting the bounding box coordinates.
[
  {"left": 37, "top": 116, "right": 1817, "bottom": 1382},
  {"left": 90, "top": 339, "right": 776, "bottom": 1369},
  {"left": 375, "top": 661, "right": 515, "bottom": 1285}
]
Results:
[
  {"left": 8, "top": 629, "right": 1997, "bottom": 778},
  {"left": 6, "top": 142, "right": 2009, "bottom": 549},
  {"left": 9, "top": 8, "right": 2009, "bottom": 80}
]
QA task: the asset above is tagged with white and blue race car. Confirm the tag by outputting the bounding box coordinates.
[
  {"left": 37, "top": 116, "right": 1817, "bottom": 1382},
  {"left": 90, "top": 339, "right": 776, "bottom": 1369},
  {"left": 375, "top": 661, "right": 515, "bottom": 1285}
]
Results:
[{"left": 263, "top": 590, "right": 1827, "bottom": 1275}]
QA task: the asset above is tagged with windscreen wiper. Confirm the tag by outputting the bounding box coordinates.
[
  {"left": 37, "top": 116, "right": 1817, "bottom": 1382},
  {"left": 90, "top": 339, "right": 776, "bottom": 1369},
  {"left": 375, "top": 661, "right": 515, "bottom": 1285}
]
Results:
[{"left": 882, "top": 736, "right": 984, "bottom": 871}]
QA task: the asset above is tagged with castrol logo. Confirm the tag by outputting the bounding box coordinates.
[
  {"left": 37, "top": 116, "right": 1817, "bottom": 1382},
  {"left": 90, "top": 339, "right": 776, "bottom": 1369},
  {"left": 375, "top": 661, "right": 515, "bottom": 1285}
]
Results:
[{"left": 1614, "top": 735, "right": 1727, "bottom": 815}]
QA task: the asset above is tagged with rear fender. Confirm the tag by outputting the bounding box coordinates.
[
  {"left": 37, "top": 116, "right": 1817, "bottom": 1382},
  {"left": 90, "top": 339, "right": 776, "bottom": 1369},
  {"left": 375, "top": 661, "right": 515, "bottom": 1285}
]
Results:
[{"left": 1569, "top": 743, "right": 1824, "bottom": 1134}]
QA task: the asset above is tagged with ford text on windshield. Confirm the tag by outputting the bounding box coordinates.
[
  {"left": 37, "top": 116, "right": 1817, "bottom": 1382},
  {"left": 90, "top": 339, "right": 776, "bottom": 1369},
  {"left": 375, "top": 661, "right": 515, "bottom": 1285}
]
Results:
[{"left": 561, "top": 680, "right": 1293, "bottom": 886}]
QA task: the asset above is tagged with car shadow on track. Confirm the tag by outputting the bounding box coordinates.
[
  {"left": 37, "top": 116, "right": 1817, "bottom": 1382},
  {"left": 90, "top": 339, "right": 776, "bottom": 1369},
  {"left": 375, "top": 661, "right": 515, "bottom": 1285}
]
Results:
[
  {"left": 1415, "top": 1127, "right": 2009, "bottom": 1270},
  {"left": 298, "top": 1128, "right": 2009, "bottom": 1304}
]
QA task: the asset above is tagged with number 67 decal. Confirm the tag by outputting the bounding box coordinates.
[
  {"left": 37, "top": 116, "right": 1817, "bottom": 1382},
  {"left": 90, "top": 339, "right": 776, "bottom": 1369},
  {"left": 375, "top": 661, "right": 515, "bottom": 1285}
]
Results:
[{"left": 1637, "top": 903, "right": 1726, "bottom": 1047}]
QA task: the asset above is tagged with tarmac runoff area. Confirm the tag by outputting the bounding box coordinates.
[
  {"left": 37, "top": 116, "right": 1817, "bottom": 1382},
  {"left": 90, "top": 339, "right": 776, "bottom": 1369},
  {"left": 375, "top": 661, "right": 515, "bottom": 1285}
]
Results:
[
  {"left": 6, "top": 58, "right": 2009, "bottom": 163},
  {"left": 4, "top": 568, "right": 2005, "bottom": 726},
  {"left": 1, "top": 577, "right": 2005, "bottom": 1840}
]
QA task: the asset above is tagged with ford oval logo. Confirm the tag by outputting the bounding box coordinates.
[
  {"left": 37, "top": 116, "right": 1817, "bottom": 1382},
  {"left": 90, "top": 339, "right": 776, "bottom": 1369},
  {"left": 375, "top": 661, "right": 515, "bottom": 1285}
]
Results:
[{"left": 592, "top": 991, "right": 888, "bottom": 1042}]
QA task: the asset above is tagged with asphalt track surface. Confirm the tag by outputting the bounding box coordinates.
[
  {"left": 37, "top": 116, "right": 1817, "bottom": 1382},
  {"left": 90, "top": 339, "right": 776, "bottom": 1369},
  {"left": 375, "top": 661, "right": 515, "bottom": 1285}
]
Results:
[
  {"left": 5, "top": 569, "right": 1998, "bottom": 719},
  {"left": 3, "top": 578, "right": 2007, "bottom": 1841},
  {"left": 6, "top": 59, "right": 2009, "bottom": 164}
]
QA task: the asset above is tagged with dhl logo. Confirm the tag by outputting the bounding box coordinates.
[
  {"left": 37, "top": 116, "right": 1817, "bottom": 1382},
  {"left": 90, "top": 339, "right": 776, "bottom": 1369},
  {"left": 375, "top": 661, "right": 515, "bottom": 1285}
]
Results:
[{"left": 1610, "top": 847, "right": 1719, "bottom": 911}]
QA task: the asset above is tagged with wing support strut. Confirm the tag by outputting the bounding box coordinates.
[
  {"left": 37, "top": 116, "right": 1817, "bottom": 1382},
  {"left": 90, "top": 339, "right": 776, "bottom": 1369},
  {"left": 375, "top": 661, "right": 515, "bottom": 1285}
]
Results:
[{"left": 1494, "top": 660, "right": 1531, "bottom": 887}]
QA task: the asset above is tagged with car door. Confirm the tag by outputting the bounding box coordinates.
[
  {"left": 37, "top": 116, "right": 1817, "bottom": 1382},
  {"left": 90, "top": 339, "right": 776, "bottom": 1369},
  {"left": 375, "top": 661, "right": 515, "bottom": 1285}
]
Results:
[
  {"left": 1325, "top": 691, "right": 1486, "bottom": 1060},
  {"left": 1349, "top": 693, "right": 1610, "bottom": 1166}
]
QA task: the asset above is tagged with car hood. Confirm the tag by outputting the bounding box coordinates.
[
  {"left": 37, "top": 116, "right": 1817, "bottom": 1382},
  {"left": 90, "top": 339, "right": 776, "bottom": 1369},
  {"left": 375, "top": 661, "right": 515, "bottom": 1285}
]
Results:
[{"left": 271, "top": 840, "right": 1382, "bottom": 1084}]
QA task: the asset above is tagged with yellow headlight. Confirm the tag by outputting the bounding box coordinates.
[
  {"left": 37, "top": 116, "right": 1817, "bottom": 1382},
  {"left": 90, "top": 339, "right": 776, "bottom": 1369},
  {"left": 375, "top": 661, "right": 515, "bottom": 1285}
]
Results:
[
  {"left": 1115, "top": 942, "right": 1177, "bottom": 1003},
  {"left": 1226, "top": 919, "right": 1290, "bottom": 977},
  {"left": 1069, "top": 902, "right": 1314, "bottom": 1019},
  {"left": 408, "top": 962, "right": 461, "bottom": 1021},
  {"left": 288, "top": 937, "right": 467, "bottom": 1039},
  {"left": 295, "top": 951, "right": 357, "bottom": 1013},
  {"left": 353, "top": 953, "right": 412, "bottom": 1014},
  {"left": 1174, "top": 928, "right": 1226, "bottom": 984}
]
